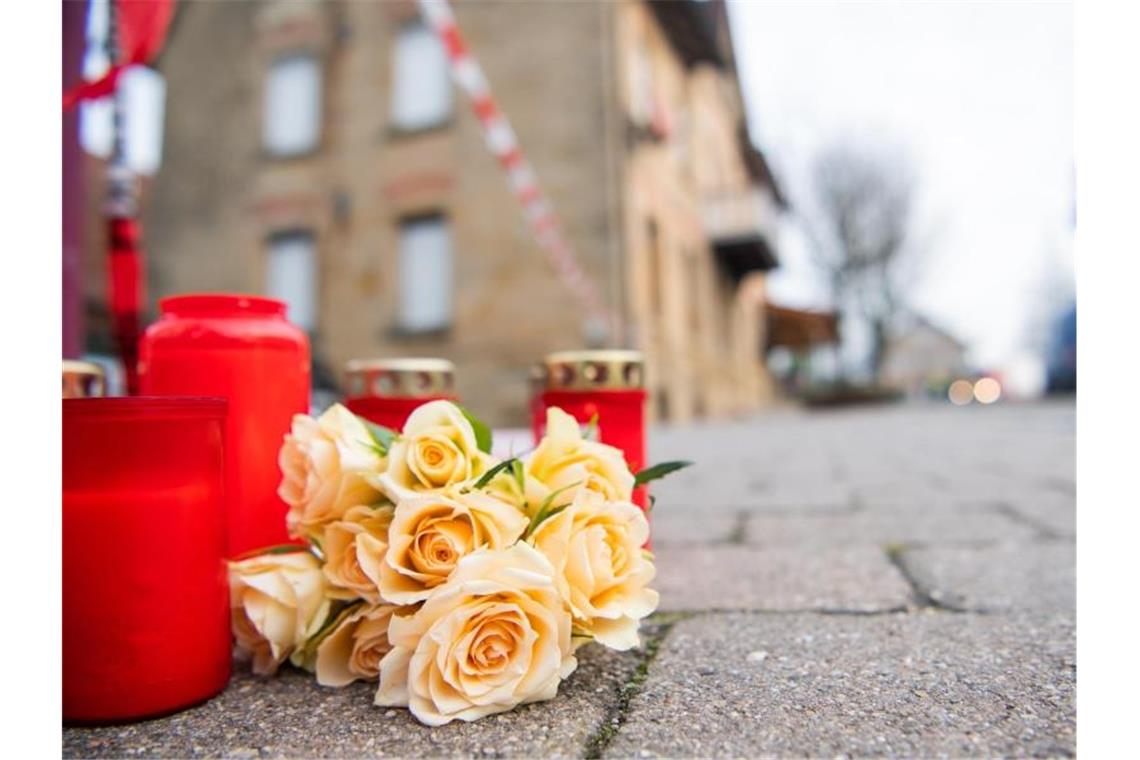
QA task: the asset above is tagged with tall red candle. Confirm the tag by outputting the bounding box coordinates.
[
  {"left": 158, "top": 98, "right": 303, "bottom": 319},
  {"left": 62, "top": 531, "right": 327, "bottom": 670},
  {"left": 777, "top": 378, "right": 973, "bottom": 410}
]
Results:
[
  {"left": 533, "top": 350, "right": 649, "bottom": 511},
  {"left": 63, "top": 397, "right": 229, "bottom": 722},
  {"left": 139, "top": 294, "right": 310, "bottom": 555},
  {"left": 343, "top": 358, "right": 456, "bottom": 431}
]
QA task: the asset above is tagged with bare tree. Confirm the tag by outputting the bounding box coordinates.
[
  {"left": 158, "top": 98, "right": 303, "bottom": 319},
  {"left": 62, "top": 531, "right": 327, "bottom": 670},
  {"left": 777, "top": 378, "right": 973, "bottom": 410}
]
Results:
[{"left": 799, "top": 139, "right": 919, "bottom": 381}]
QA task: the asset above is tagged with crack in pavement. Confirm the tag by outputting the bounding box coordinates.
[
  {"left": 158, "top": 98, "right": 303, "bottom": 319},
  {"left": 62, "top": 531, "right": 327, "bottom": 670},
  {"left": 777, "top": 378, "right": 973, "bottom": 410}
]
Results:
[
  {"left": 883, "top": 543, "right": 989, "bottom": 614},
  {"left": 582, "top": 614, "right": 690, "bottom": 759},
  {"left": 988, "top": 501, "right": 1070, "bottom": 541}
]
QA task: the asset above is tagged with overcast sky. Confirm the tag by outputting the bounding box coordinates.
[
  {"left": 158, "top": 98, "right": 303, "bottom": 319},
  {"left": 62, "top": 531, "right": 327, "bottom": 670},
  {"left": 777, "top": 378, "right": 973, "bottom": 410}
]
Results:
[{"left": 728, "top": 1, "right": 1074, "bottom": 373}]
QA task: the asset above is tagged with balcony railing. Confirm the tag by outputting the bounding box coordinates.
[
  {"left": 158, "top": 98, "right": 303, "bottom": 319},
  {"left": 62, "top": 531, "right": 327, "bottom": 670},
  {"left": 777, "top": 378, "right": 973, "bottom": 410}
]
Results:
[{"left": 701, "top": 186, "right": 778, "bottom": 243}]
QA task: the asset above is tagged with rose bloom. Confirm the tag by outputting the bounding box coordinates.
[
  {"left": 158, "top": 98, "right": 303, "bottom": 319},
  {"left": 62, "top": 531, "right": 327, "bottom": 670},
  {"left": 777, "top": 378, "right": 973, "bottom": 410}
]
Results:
[
  {"left": 380, "top": 490, "right": 529, "bottom": 605},
  {"left": 229, "top": 550, "right": 330, "bottom": 675},
  {"left": 322, "top": 504, "right": 394, "bottom": 603},
  {"left": 315, "top": 603, "right": 400, "bottom": 687},
  {"left": 530, "top": 490, "right": 658, "bottom": 650},
  {"left": 278, "top": 404, "right": 386, "bottom": 542},
  {"left": 375, "top": 544, "right": 577, "bottom": 726},
  {"left": 525, "top": 407, "right": 634, "bottom": 509},
  {"left": 376, "top": 401, "right": 494, "bottom": 501}
]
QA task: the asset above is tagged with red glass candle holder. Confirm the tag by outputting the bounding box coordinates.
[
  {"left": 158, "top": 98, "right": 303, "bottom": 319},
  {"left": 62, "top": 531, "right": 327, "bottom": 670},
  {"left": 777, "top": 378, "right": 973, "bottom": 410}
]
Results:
[
  {"left": 343, "top": 358, "right": 456, "bottom": 431},
  {"left": 63, "top": 397, "right": 229, "bottom": 723},
  {"left": 533, "top": 351, "right": 649, "bottom": 511},
  {"left": 139, "top": 294, "right": 310, "bottom": 555}
]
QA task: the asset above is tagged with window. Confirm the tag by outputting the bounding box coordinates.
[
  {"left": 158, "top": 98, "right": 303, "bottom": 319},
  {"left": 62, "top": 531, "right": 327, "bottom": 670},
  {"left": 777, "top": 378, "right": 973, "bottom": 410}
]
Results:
[
  {"left": 79, "top": 0, "right": 166, "bottom": 175},
  {"left": 391, "top": 23, "right": 452, "bottom": 131},
  {"left": 263, "top": 54, "right": 322, "bottom": 156},
  {"left": 398, "top": 215, "right": 453, "bottom": 333},
  {"left": 267, "top": 231, "right": 318, "bottom": 332}
]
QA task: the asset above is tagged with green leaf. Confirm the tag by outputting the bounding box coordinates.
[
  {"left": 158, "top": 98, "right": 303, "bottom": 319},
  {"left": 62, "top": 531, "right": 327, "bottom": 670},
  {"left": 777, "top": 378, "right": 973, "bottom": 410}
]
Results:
[
  {"left": 362, "top": 419, "right": 398, "bottom": 456},
  {"left": 510, "top": 458, "right": 525, "bottom": 492},
  {"left": 458, "top": 405, "right": 493, "bottom": 453},
  {"left": 647, "top": 494, "right": 657, "bottom": 513},
  {"left": 472, "top": 458, "right": 517, "bottom": 490},
  {"left": 232, "top": 543, "right": 310, "bottom": 561},
  {"left": 296, "top": 600, "right": 360, "bottom": 661},
  {"left": 633, "top": 460, "right": 694, "bottom": 488},
  {"left": 526, "top": 481, "right": 581, "bottom": 537}
]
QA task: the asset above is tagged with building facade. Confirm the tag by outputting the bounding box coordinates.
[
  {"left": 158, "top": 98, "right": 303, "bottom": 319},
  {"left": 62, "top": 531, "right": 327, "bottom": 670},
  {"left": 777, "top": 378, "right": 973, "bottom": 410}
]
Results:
[
  {"left": 81, "top": 0, "right": 784, "bottom": 424},
  {"left": 880, "top": 318, "right": 969, "bottom": 398}
]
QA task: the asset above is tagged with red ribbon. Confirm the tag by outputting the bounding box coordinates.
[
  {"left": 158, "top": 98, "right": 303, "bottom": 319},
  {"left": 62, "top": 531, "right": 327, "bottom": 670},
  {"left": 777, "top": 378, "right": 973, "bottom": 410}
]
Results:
[{"left": 62, "top": 0, "right": 176, "bottom": 111}]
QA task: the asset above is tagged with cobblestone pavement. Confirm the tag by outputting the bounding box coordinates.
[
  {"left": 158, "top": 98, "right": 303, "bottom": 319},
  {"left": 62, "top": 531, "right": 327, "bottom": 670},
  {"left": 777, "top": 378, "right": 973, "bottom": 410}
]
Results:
[{"left": 64, "top": 401, "right": 1075, "bottom": 758}]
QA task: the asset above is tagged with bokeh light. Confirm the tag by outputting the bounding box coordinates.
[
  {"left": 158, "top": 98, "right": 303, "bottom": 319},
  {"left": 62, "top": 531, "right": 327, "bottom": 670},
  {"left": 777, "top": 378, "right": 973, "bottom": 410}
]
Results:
[
  {"left": 973, "top": 377, "right": 1002, "bottom": 404},
  {"left": 948, "top": 379, "right": 974, "bottom": 405}
]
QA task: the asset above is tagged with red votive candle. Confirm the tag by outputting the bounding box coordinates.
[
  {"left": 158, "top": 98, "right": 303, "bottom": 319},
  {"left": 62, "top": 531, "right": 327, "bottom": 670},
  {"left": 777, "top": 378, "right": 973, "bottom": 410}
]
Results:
[
  {"left": 139, "top": 294, "right": 310, "bottom": 555},
  {"left": 533, "top": 350, "right": 649, "bottom": 512},
  {"left": 63, "top": 397, "right": 229, "bottom": 723},
  {"left": 343, "top": 358, "right": 456, "bottom": 431}
]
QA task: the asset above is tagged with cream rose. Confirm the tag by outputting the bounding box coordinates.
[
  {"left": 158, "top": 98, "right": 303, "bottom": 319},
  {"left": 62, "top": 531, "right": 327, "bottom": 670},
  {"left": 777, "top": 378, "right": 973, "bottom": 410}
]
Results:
[
  {"left": 314, "top": 603, "right": 400, "bottom": 686},
  {"left": 376, "top": 401, "right": 494, "bottom": 501},
  {"left": 229, "top": 550, "right": 330, "bottom": 675},
  {"left": 375, "top": 544, "right": 577, "bottom": 726},
  {"left": 525, "top": 407, "right": 634, "bottom": 509},
  {"left": 530, "top": 490, "right": 658, "bottom": 651},
  {"left": 380, "top": 490, "right": 529, "bottom": 605},
  {"left": 322, "top": 504, "right": 394, "bottom": 603},
  {"left": 278, "top": 404, "right": 386, "bottom": 542}
]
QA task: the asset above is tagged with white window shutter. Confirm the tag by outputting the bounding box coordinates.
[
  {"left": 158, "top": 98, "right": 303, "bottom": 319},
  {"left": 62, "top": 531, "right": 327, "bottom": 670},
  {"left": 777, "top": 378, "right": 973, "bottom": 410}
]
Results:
[
  {"left": 398, "top": 217, "right": 453, "bottom": 332},
  {"left": 391, "top": 24, "right": 453, "bottom": 130},
  {"left": 263, "top": 55, "right": 322, "bottom": 156},
  {"left": 268, "top": 232, "right": 318, "bottom": 332}
]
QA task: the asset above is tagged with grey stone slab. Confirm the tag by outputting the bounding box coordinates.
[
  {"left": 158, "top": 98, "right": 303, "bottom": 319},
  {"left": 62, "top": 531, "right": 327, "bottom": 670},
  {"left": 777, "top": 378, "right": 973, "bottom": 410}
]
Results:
[
  {"left": 652, "top": 544, "right": 911, "bottom": 612},
  {"left": 63, "top": 644, "right": 641, "bottom": 759},
  {"left": 999, "top": 491, "right": 1075, "bottom": 539},
  {"left": 899, "top": 542, "right": 1075, "bottom": 613},
  {"left": 650, "top": 471, "right": 856, "bottom": 515},
  {"left": 604, "top": 611, "right": 1075, "bottom": 758},
  {"left": 649, "top": 510, "right": 741, "bottom": 547},
  {"left": 745, "top": 507, "right": 1040, "bottom": 548}
]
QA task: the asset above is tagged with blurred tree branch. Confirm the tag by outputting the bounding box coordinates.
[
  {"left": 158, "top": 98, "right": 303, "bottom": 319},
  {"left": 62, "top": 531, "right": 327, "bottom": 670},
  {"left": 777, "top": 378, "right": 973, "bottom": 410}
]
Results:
[{"left": 797, "top": 139, "right": 920, "bottom": 381}]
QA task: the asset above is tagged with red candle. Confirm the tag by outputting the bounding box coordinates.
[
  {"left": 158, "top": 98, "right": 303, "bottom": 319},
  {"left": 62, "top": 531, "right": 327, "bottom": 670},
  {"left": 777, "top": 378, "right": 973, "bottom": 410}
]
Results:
[
  {"left": 343, "top": 358, "right": 456, "bottom": 431},
  {"left": 139, "top": 294, "right": 310, "bottom": 555},
  {"left": 63, "top": 397, "right": 229, "bottom": 722},
  {"left": 533, "top": 351, "right": 649, "bottom": 511}
]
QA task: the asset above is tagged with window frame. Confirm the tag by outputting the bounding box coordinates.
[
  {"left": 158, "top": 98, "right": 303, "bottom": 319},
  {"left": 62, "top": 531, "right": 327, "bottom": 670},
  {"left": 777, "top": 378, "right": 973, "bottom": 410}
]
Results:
[
  {"left": 262, "top": 52, "right": 324, "bottom": 159},
  {"left": 266, "top": 229, "right": 320, "bottom": 334},
  {"left": 388, "top": 21, "right": 454, "bottom": 137},
  {"left": 391, "top": 212, "right": 454, "bottom": 339}
]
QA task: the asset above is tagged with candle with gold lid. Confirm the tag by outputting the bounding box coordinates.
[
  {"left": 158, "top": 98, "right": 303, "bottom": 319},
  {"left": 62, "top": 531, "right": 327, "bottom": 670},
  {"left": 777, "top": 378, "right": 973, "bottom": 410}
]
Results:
[
  {"left": 62, "top": 360, "right": 106, "bottom": 398},
  {"left": 344, "top": 357, "right": 457, "bottom": 431},
  {"left": 534, "top": 350, "right": 649, "bottom": 511}
]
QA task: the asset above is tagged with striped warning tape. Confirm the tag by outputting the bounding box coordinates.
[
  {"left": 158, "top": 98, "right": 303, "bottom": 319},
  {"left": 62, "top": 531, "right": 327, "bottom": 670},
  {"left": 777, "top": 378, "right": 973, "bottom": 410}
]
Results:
[{"left": 417, "top": 0, "right": 611, "bottom": 323}]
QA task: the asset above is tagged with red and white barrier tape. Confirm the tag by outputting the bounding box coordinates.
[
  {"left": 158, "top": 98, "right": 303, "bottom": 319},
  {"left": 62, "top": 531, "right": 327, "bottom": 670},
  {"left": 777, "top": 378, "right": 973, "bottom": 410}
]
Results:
[{"left": 417, "top": 0, "right": 611, "bottom": 323}]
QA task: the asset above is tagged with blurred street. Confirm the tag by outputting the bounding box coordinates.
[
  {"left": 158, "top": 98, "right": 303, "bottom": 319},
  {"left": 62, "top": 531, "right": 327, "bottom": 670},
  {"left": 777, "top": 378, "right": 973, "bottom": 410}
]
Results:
[{"left": 64, "top": 400, "right": 1075, "bottom": 758}]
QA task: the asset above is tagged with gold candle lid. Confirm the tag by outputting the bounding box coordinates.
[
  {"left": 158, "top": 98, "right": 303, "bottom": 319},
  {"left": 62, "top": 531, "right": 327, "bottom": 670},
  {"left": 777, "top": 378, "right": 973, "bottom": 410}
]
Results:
[
  {"left": 543, "top": 350, "right": 644, "bottom": 391},
  {"left": 62, "top": 360, "right": 106, "bottom": 398},
  {"left": 345, "top": 357, "right": 456, "bottom": 398}
]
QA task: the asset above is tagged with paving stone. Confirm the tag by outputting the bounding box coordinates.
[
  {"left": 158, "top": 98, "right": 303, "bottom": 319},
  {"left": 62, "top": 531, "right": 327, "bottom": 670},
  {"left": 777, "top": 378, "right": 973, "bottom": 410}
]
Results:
[
  {"left": 604, "top": 611, "right": 1075, "bottom": 758},
  {"left": 63, "top": 644, "right": 642, "bottom": 759},
  {"left": 652, "top": 544, "right": 911, "bottom": 612},
  {"left": 648, "top": 509, "right": 741, "bottom": 546},
  {"left": 899, "top": 542, "right": 1076, "bottom": 613},
  {"left": 745, "top": 506, "right": 1040, "bottom": 548}
]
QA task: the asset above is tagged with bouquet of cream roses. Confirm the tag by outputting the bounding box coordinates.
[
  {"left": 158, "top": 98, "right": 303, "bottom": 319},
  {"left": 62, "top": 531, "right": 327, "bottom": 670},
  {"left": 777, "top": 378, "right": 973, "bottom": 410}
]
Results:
[{"left": 228, "top": 399, "right": 688, "bottom": 726}]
